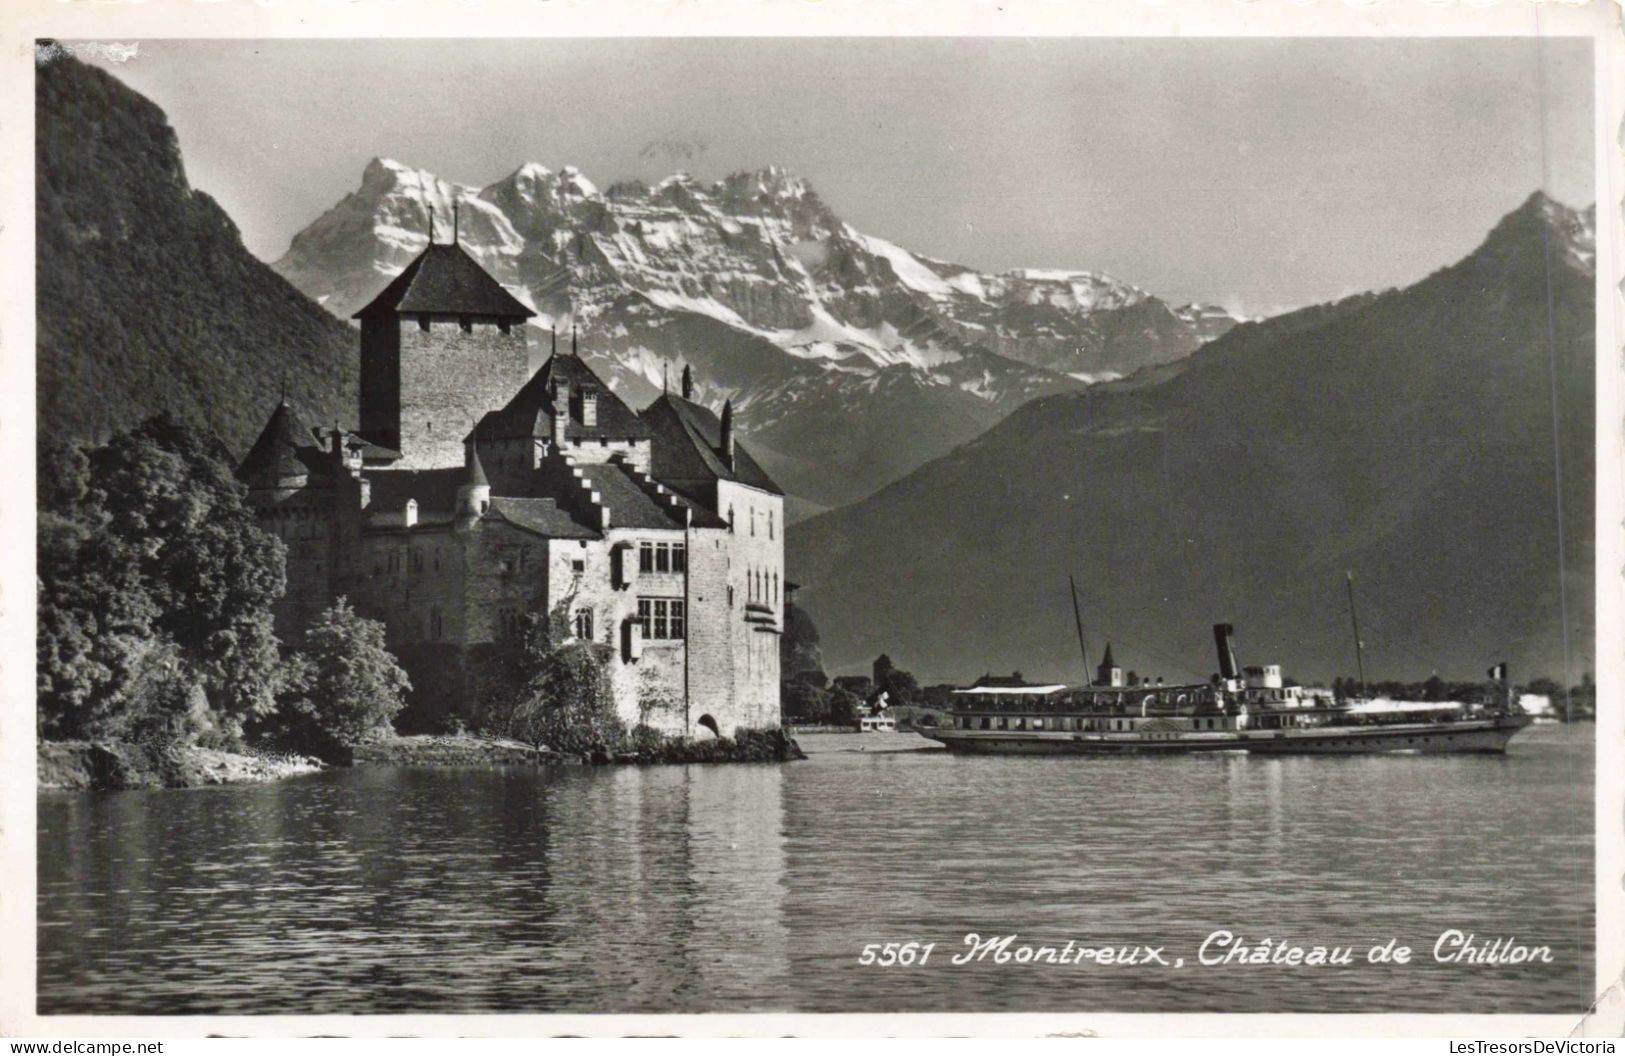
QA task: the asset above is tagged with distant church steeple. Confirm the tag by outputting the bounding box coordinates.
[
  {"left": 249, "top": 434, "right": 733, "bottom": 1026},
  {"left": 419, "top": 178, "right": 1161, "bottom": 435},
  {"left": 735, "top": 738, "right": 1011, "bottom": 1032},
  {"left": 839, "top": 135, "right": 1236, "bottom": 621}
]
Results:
[{"left": 1095, "top": 643, "right": 1124, "bottom": 688}]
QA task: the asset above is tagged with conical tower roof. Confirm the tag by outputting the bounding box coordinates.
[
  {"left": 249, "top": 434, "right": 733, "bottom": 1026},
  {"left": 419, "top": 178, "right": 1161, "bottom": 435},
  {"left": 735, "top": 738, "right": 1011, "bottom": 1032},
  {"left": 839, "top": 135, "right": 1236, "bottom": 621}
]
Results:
[
  {"left": 466, "top": 444, "right": 489, "bottom": 488},
  {"left": 238, "top": 400, "right": 312, "bottom": 482}
]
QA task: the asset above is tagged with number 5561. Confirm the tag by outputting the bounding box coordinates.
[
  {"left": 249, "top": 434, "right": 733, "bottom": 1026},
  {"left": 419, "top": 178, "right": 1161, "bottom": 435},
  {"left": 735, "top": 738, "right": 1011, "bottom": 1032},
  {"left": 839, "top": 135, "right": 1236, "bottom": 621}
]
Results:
[{"left": 859, "top": 942, "right": 934, "bottom": 966}]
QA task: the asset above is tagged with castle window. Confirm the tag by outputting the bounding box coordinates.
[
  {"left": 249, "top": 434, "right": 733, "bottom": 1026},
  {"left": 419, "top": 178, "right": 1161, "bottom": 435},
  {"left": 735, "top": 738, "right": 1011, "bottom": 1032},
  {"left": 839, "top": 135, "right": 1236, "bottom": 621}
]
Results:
[
  {"left": 639, "top": 541, "right": 654, "bottom": 573},
  {"left": 498, "top": 608, "right": 520, "bottom": 640},
  {"left": 671, "top": 543, "right": 686, "bottom": 573},
  {"left": 412, "top": 549, "right": 424, "bottom": 573},
  {"left": 573, "top": 608, "right": 594, "bottom": 640},
  {"left": 429, "top": 607, "right": 443, "bottom": 641},
  {"left": 459, "top": 316, "right": 472, "bottom": 333},
  {"left": 637, "top": 598, "right": 686, "bottom": 640},
  {"left": 728, "top": 505, "right": 735, "bottom": 533},
  {"left": 419, "top": 315, "right": 430, "bottom": 331},
  {"left": 572, "top": 559, "right": 585, "bottom": 574},
  {"left": 656, "top": 544, "right": 671, "bottom": 573},
  {"left": 769, "top": 511, "right": 774, "bottom": 540}
]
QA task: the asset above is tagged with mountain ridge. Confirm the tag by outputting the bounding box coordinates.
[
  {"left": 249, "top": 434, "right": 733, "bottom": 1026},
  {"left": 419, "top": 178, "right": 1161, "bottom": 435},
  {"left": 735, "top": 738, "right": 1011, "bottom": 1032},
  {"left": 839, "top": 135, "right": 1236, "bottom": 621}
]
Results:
[
  {"left": 274, "top": 156, "right": 1243, "bottom": 508},
  {"left": 789, "top": 190, "right": 1596, "bottom": 685},
  {"left": 36, "top": 50, "right": 357, "bottom": 456}
]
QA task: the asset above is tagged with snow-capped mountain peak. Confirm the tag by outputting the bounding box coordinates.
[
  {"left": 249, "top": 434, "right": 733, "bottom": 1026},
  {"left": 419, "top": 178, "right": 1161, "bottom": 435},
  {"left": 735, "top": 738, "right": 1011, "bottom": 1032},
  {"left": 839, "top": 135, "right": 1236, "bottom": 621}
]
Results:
[{"left": 273, "top": 159, "right": 1240, "bottom": 507}]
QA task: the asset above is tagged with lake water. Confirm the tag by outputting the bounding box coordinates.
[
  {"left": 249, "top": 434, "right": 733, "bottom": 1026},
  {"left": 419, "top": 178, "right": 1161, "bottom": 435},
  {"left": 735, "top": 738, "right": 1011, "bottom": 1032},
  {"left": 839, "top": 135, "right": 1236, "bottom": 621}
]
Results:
[{"left": 38, "top": 724, "right": 1594, "bottom": 1015}]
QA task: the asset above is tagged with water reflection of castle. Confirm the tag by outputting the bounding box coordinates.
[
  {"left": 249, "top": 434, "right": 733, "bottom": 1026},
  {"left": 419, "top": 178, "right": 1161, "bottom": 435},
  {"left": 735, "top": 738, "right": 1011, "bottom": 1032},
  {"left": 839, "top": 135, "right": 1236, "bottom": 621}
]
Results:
[{"left": 237, "top": 237, "right": 784, "bottom": 735}]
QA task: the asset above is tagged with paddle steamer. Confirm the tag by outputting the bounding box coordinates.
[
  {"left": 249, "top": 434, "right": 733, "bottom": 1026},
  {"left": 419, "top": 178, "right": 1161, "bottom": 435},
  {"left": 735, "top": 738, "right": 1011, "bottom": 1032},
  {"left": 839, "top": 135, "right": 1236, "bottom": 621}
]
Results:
[{"left": 921, "top": 621, "right": 1531, "bottom": 756}]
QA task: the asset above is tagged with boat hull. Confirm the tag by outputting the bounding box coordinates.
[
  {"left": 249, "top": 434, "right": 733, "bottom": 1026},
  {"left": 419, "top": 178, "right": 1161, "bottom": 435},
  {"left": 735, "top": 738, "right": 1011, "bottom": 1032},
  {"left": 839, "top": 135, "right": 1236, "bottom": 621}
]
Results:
[{"left": 921, "top": 716, "right": 1532, "bottom": 756}]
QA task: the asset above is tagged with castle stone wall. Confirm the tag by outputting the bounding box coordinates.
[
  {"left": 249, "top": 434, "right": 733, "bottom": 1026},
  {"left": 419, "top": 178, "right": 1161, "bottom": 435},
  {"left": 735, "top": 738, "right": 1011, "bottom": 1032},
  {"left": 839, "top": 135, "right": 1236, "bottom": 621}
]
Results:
[
  {"left": 718, "top": 479, "right": 784, "bottom": 731},
  {"left": 393, "top": 318, "right": 529, "bottom": 469}
]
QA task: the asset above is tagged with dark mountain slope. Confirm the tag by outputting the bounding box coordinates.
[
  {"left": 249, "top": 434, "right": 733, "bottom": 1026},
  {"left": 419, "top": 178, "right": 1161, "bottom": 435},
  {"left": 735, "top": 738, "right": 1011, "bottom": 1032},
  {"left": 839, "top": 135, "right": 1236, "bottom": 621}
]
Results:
[
  {"left": 36, "top": 49, "right": 356, "bottom": 456},
  {"left": 790, "top": 194, "right": 1595, "bottom": 685}
]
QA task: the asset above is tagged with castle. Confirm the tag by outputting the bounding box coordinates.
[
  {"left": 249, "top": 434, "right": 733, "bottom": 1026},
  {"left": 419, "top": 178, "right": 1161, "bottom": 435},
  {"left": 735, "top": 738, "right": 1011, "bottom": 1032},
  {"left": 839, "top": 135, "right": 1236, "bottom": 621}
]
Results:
[{"left": 237, "top": 238, "right": 784, "bottom": 737}]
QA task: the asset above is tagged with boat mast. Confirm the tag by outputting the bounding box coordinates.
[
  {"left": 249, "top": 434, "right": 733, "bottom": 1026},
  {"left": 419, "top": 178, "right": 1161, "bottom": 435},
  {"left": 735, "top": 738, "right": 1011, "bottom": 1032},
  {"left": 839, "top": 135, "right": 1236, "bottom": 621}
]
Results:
[
  {"left": 1068, "top": 573, "right": 1092, "bottom": 685},
  {"left": 1345, "top": 570, "right": 1367, "bottom": 699}
]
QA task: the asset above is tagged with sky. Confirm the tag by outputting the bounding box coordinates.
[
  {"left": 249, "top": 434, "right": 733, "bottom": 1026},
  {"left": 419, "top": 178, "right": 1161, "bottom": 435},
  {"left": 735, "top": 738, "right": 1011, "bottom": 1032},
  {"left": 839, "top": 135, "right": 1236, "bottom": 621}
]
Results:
[{"left": 79, "top": 36, "right": 1593, "bottom": 317}]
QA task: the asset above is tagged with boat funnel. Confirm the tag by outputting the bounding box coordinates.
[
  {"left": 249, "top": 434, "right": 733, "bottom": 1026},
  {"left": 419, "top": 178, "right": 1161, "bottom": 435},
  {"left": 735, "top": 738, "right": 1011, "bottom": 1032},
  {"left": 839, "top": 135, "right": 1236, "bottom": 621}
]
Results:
[{"left": 1213, "top": 623, "right": 1240, "bottom": 680}]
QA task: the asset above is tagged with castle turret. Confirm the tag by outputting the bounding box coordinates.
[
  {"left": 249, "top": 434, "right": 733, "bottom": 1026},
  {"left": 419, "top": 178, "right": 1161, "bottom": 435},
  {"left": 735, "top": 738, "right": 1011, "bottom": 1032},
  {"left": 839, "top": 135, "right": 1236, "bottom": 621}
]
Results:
[
  {"left": 238, "top": 399, "right": 313, "bottom": 493},
  {"left": 456, "top": 444, "right": 491, "bottom": 526}
]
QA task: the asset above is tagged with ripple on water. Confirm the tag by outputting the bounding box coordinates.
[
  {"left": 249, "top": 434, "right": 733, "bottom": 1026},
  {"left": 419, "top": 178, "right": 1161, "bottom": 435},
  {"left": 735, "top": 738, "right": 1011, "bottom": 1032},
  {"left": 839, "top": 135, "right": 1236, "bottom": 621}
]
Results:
[{"left": 37, "top": 725, "right": 1594, "bottom": 1014}]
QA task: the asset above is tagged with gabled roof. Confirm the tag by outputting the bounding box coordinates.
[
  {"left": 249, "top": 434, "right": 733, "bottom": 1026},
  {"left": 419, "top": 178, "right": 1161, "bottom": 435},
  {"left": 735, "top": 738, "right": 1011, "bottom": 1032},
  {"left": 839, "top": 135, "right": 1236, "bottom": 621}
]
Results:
[
  {"left": 353, "top": 242, "right": 535, "bottom": 320},
  {"left": 474, "top": 353, "right": 651, "bottom": 443},
  {"left": 362, "top": 467, "right": 465, "bottom": 514},
  {"left": 486, "top": 496, "right": 598, "bottom": 540},
  {"left": 641, "top": 393, "right": 782, "bottom": 496},
  {"left": 239, "top": 401, "right": 323, "bottom": 482},
  {"left": 577, "top": 463, "right": 689, "bottom": 531}
]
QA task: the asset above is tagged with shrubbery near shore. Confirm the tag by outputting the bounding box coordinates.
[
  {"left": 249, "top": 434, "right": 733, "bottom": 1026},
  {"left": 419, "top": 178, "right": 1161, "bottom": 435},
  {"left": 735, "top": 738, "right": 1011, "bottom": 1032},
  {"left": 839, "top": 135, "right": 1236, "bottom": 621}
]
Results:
[{"left": 38, "top": 415, "right": 410, "bottom": 767}]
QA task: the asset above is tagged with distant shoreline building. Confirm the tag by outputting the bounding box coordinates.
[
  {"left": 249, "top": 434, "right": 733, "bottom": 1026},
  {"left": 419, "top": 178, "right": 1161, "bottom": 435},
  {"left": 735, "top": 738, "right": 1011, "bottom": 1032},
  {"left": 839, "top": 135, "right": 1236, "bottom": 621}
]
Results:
[{"left": 238, "top": 238, "right": 783, "bottom": 736}]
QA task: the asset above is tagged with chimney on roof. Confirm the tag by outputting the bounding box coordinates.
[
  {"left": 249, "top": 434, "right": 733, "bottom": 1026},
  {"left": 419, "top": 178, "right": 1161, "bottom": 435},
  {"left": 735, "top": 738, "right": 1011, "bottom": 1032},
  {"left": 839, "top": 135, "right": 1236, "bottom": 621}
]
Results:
[
  {"left": 552, "top": 376, "right": 570, "bottom": 446},
  {"left": 681, "top": 364, "right": 694, "bottom": 400},
  {"left": 720, "top": 398, "right": 736, "bottom": 469}
]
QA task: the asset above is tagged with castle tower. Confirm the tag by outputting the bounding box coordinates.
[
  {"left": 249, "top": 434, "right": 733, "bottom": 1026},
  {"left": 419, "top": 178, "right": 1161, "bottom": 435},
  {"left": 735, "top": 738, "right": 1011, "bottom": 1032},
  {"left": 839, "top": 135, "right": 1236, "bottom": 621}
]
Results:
[
  {"left": 354, "top": 241, "right": 534, "bottom": 469},
  {"left": 237, "top": 399, "right": 335, "bottom": 639}
]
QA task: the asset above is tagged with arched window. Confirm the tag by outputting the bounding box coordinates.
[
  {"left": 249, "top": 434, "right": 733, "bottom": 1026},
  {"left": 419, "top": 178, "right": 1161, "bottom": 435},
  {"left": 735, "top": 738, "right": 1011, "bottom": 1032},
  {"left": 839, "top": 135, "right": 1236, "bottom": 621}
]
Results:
[{"left": 769, "top": 511, "right": 774, "bottom": 540}]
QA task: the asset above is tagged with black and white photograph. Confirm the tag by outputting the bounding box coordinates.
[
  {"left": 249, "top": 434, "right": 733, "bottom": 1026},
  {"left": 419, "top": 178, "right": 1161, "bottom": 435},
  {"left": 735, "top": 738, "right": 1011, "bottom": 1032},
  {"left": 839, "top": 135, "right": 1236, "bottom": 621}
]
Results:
[{"left": 3, "top": 0, "right": 1621, "bottom": 1040}]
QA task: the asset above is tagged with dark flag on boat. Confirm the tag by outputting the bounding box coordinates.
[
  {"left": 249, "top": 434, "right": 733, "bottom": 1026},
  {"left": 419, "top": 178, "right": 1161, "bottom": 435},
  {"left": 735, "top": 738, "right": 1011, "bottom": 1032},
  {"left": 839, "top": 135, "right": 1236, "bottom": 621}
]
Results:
[{"left": 1488, "top": 663, "right": 1509, "bottom": 683}]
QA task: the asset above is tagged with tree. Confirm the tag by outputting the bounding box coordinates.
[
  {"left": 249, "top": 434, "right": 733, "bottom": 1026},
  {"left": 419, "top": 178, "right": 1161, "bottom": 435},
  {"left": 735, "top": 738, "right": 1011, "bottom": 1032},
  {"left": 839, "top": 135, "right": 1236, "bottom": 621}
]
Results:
[
  {"left": 781, "top": 679, "right": 828, "bottom": 723},
  {"left": 506, "top": 597, "right": 623, "bottom": 753},
  {"left": 273, "top": 598, "right": 411, "bottom": 757},
  {"left": 826, "top": 687, "right": 861, "bottom": 726},
  {"left": 879, "top": 668, "right": 922, "bottom": 707},
  {"left": 87, "top": 415, "right": 286, "bottom": 734},
  {"left": 36, "top": 416, "right": 290, "bottom": 747}
]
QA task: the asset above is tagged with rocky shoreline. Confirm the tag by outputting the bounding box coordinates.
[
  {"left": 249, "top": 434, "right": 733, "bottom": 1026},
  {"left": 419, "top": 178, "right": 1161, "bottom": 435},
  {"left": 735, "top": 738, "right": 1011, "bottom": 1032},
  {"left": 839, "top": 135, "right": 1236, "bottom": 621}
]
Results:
[
  {"left": 354, "top": 728, "right": 807, "bottom": 768},
  {"left": 38, "top": 741, "right": 325, "bottom": 791},
  {"left": 40, "top": 728, "right": 806, "bottom": 791}
]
